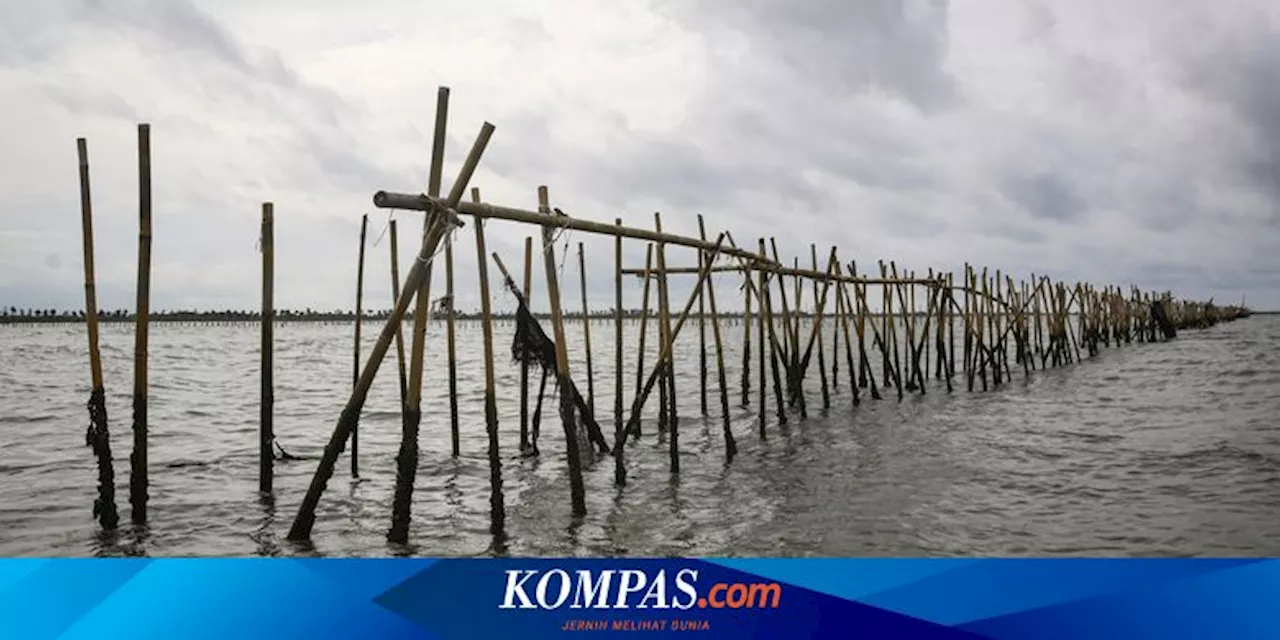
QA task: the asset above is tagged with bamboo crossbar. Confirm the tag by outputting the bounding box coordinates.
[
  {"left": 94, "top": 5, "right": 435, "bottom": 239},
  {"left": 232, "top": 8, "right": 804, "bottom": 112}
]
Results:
[
  {"left": 623, "top": 264, "right": 942, "bottom": 286},
  {"left": 373, "top": 191, "right": 767, "bottom": 266}
]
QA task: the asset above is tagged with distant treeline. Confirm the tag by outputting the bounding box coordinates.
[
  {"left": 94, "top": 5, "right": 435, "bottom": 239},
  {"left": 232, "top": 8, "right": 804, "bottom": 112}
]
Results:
[{"left": 0, "top": 306, "right": 889, "bottom": 324}]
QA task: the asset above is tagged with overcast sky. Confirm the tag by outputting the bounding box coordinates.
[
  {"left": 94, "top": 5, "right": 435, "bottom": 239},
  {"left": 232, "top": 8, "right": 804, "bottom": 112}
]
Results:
[{"left": 1, "top": 0, "right": 1277, "bottom": 314}]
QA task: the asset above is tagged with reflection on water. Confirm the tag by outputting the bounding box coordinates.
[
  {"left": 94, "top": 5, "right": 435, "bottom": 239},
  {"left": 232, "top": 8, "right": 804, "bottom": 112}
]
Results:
[{"left": 1, "top": 316, "right": 1278, "bottom": 557}]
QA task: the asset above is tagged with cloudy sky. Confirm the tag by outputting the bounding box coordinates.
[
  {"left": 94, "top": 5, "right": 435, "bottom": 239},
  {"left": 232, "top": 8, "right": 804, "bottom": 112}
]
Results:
[{"left": 1, "top": 0, "right": 1277, "bottom": 314}]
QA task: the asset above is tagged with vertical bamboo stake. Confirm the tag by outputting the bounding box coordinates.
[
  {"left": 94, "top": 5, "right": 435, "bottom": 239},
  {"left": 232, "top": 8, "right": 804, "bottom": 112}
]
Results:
[
  {"left": 831, "top": 250, "right": 841, "bottom": 395},
  {"left": 832, "top": 260, "right": 859, "bottom": 406},
  {"left": 405, "top": 87, "right": 448, "bottom": 464},
  {"left": 756, "top": 242, "right": 768, "bottom": 436},
  {"left": 390, "top": 220, "right": 408, "bottom": 406},
  {"left": 613, "top": 219, "right": 626, "bottom": 485},
  {"left": 851, "top": 272, "right": 883, "bottom": 400},
  {"left": 578, "top": 242, "right": 596, "bottom": 416},
  {"left": 654, "top": 213, "right": 678, "bottom": 473},
  {"left": 699, "top": 215, "right": 735, "bottom": 459},
  {"left": 741, "top": 267, "right": 752, "bottom": 407},
  {"left": 812, "top": 245, "right": 830, "bottom": 409},
  {"left": 260, "top": 203, "right": 275, "bottom": 494},
  {"left": 471, "top": 187, "right": 504, "bottom": 533},
  {"left": 351, "top": 213, "right": 368, "bottom": 478},
  {"left": 519, "top": 237, "right": 533, "bottom": 453},
  {"left": 130, "top": 123, "right": 152, "bottom": 525},
  {"left": 540, "top": 187, "right": 587, "bottom": 515},
  {"left": 445, "top": 205, "right": 460, "bottom": 457},
  {"left": 78, "top": 137, "right": 118, "bottom": 530},
  {"left": 698, "top": 237, "right": 709, "bottom": 416}
]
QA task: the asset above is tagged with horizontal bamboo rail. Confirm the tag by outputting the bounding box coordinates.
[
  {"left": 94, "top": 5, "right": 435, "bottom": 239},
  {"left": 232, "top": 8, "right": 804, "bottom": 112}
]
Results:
[{"left": 373, "top": 191, "right": 767, "bottom": 266}]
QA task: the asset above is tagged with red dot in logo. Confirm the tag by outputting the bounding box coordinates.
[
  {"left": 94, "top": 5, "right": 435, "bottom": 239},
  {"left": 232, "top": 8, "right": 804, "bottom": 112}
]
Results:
[{"left": 698, "top": 598, "right": 707, "bottom": 608}]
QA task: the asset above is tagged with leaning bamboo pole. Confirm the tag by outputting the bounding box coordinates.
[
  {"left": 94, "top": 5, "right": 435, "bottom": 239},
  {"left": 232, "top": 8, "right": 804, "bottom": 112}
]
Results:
[
  {"left": 77, "top": 137, "right": 118, "bottom": 530},
  {"left": 470, "top": 187, "right": 504, "bottom": 534},
  {"left": 260, "top": 203, "right": 275, "bottom": 494},
  {"left": 538, "top": 186, "right": 587, "bottom": 516},
  {"left": 634, "top": 245, "right": 654, "bottom": 438},
  {"left": 290, "top": 118, "right": 492, "bottom": 543},
  {"left": 131, "top": 123, "right": 152, "bottom": 525},
  {"left": 389, "top": 220, "right": 408, "bottom": 406}
]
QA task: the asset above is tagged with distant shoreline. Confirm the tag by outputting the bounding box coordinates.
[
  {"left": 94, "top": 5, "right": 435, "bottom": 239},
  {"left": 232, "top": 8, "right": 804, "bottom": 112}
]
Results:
[{"left": 2, "top": 309, "right": 948, "bottom": 324}]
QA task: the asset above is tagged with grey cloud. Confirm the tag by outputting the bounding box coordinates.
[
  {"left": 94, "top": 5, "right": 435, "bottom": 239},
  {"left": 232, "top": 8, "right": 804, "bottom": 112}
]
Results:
[
  {"left": 1002, "top": 172, "right": 1086, "bottom": 222},
  {"left": 654, "top": 0, "right": 955, "bottom": 110}
]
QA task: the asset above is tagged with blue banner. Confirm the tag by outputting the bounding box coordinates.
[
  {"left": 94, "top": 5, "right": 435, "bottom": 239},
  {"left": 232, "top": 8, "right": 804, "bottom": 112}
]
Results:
[{"left": 2, "top": 558, "right": 1278, "bottom": 639}]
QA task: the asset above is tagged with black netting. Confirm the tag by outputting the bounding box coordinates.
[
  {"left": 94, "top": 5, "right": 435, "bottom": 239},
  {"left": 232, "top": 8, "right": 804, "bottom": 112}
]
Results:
[{"left": 501, "top": 272, "right": 610, "bottom": 457}]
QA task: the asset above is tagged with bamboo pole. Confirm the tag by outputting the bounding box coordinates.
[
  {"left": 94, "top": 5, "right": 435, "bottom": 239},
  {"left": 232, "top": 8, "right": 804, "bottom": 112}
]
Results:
[
  {"left": 445, "top": 204, "right": 460, "bottom": 457},
  {"left": 654, "top": 213, "right": 678, "bottom": 473},
  {"left": 351, "top": 213, "right": 368, "bottom": 478},
  {"left": 130, "top": 123, "right": 152, "bottom": 525},
  {"left": 622, "top": 233, "right": 727, "bottom": 443},
  {"left": 378, "top": 192, "right": 763, "bottom": 265},
  {"left": 405, "top": 87, "right": 449, "bottom": 469},
  {"left": 762, "top": 240, "right": 788, "bottom": 426},
  {"left": 289, "top": 118, "right": 492, "bottom": 544},
  {"left": 471, "top": 187, "right": 504, "bottom": 534},
  {"left": 832, "top": 260, "right": 860, "bottom": 406},
  {"left": 636, "top": 246, "right": 653, "bottom": 398},
  {"left": 260, "top": 203, "right": 275, "bottom": 494},
  {"left": 519, "top": 237, "right": 533, "bottom": 453},
  {"left": 741, "top": 267, "right": 752, "bottom": 407},
  {"left": 613, "top": 219, "right": 626, "bottom": 485},
  {"left": 77, "top": 137, "right": 118, "bottom": 530},
  {"left": 812, "top": 245, "right": 830, "bottom": 409},
  {"left": 698, "top": 238, "right": 708, "bottom": 416},
  {"left": 539, "top": 186, "right": 587, "bottom": 516},
  {"left": 577, "top": 242, "right": 596, "bottom": 417},
  {"left": 699, "top": 215, "right": 735, "bottom": 459},
  {"left": 756, "top": 241, "right": 768, "bottom": 436},
  {"left": 390, "top": 220, "right": 408, "bottom": 406},
  {"left": 831, "top": 249, "right": 841, "bottom": 396}
]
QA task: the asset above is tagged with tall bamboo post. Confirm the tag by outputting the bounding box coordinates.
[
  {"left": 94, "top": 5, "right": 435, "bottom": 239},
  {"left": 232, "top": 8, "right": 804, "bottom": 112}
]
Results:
[
  {"left": 519, "top": 237, "right": 533, "bottom": 453},
  {"left": 405, "top": 87, "right": 449, "bottom": 470},
  {"left": 351, "top": 213, "right": 368, "bottom": 478},
  {"left": 445, "top": 204, "right": 460, "bottom": 457},
  {"left": 654, "top": 213, "right": 679, "bottom": 473},
  {"left": 77, "top": 137, "right": 118, "bottom": 530},
  {"left": 260, "top": 203, "right": 275, "bottom": 494},
  {"left": 851, "top": 270, "right": 883, "bottom": 400},
  {"left": 130, "top": 123, "right": 152, "bottom": 525},
  {"left": 390, "top": 220, "right": 408, "bottom": 405},
  {"left": 539, "top": 186, "right": 587, "bottom": 515},
  {"left": 613, "top": 219, "right": 626, "bottom": 485},
  {"left": 577, "top": 242, "right": 596, "bottom": 416},
  {"left": 740, "top": 267, "right": 752, "bottom": 407},
  {"left": 471, "top": 187, "right": 504, "bottom": 533},
  {"left": 699, "top": 215, "right": 735, "bottom": 459}
]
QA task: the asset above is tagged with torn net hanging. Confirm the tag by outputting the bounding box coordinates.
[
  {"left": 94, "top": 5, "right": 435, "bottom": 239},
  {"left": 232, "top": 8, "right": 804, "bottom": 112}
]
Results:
[{"left": 505, "top": 277, "right": 611, "bottom": 461}]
